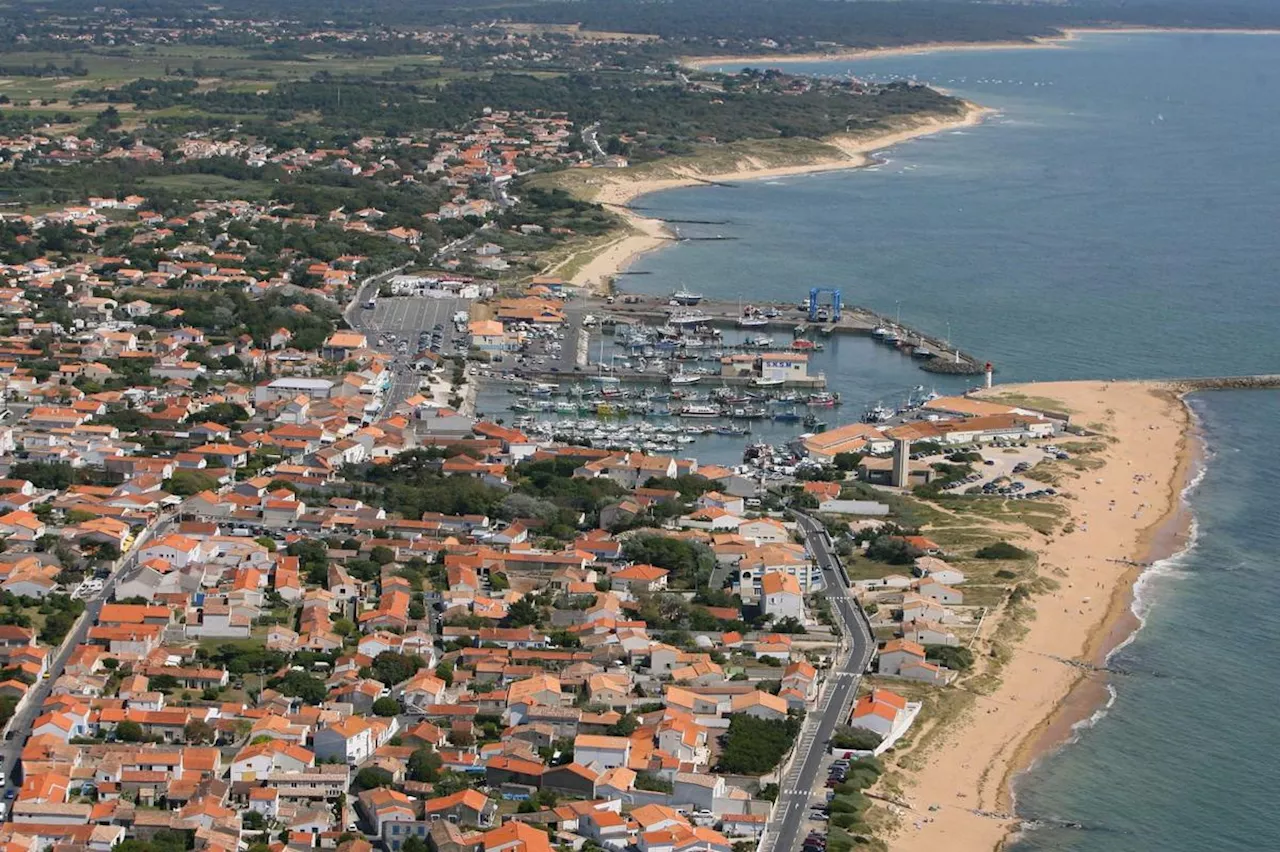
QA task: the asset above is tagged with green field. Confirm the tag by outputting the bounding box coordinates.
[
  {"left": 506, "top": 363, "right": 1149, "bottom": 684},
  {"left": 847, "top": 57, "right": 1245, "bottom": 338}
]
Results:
[{"left": 0, "top": 45, "right": 451, "bottom": 107}]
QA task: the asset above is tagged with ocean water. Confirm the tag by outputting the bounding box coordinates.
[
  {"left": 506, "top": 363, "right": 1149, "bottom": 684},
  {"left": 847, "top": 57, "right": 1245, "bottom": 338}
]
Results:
[
  {"left": 627, "top": 31, "right": 1280, "bottom": 852},
  {"left": 1010, "top": 389, "right": 1280, "bottom": 851}
]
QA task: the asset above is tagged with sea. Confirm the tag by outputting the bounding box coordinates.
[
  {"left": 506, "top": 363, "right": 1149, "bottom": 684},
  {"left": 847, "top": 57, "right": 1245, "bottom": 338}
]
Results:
[{"left": 631, "top": 30, "right": 1280, "bottom": 852}]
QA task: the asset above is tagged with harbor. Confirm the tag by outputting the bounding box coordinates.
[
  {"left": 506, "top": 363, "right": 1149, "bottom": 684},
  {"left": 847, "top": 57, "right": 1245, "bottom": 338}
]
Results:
[{"left": 580, "top": 288, "right": 989, "bottom": 376}]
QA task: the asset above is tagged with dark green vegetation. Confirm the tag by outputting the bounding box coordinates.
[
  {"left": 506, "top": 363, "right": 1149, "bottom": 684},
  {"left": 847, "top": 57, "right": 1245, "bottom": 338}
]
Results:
[
  {"left": 623, "top": 533, "right": 716, "bottom": 588},
  {"left": 18, "top": 1, "right": 1280, "bottom": 55},
  {"left": 974, "top": 541, "right": 1030, "bottom": 560},
  {"left": 716, "top": 712, "right": 802, "bottom": 774}
]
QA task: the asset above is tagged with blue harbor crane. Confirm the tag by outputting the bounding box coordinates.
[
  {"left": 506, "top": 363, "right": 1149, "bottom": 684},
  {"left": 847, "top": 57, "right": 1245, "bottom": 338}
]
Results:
[{"left": 807, "top": 288, "right": 842, "bottom": 323}]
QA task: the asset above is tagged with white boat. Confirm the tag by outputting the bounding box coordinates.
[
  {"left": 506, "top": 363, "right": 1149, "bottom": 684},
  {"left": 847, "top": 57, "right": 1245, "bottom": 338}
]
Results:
[
  {"left": 752, "top": 377, "right": 785, "bottom": 388},
  {"left": 737, "top": 315, "right": 770, "bottom": 328},
  {"left": 589, "top": 375, "right": 621, "bottom": 384},
  {"left": 871, "top": 326, "right": 888, "bottom": 338},
  {"left": 670, "top": 374, "right": 701, "bottom": 386},
  {"left": 670, "top": 287, "right": 704, "bottom": 306},
  {"left": 679, "top": 405, "right": 721, "bottom": 417}
]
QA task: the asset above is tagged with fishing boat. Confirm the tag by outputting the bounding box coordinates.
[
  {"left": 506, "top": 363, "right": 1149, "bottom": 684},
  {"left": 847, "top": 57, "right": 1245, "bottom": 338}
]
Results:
[
  {"left": 752, "top": 377, "right": 785, "bottom": 388},
  {"left": 670, "top": 373, "right": 701, "bottom": 386},
  {"left": 670, "top": 287, "right": 704, "bottom": 306},
  {"left": 862, "top": 403, "right": 894, "bottom": 423},
  {"left": 679, "top": 405, "right": 722, "bottom": 418},
  {"left": 716, "top": 424, "right": 748, "bottom": 436},
  {"left": 772, "top": 411, "right": 802, "bottom": 422},
  {"left": 669, "top": 311, "right": 712, "bottom": 326},
  {"left": 806, "top": 392, "right": 840, "bottom": 407},
  {"left": 803, "top": 414, "right": 827, "bottom": 432}
]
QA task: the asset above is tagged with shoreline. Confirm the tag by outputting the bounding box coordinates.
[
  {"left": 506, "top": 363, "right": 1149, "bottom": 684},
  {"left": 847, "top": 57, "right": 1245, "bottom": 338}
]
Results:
[
  {"left": 681, "top": 26, "right": 1280, "bottom": 70},
  {"left": 995, "top": 386, "right": 1202, "bottom": 827},
  {"left": 886, "top": 380, "right": 1195, "bottom": 852},
  {"left": 563, "top": 102, "right": 993, "bottom": 291}
]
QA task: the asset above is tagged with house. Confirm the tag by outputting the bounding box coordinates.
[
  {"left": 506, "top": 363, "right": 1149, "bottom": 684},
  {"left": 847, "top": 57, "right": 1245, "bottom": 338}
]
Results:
[
  {"left": 358, "top": 787, "right": 416, "bottom": 836},
  {"left": 849, "top": 689, "right": 909, "bottom": 740},
  {"left": 469, "top": 320, "right": 512, "bottom": 353},
  {"left": 422, "top": 789, "right": 495, "bottom": 827},
  {"left": 877, "top": 639, "right": 949, "bottom": 684},
  {"left": 877, "top": 639, "right": 927, "bottom": 676},
  {"left": 730, "top": 690, "right": 789, "bottom": 721},
  {"left": 139, "top": 534, "right": 204, "bottom": 568},
  {"left": 572, "top": 734, "right": 630, "bottom": 771},
  {"left": 914, "top": 579, "right": 963, "bottom": 605},
  {"left": 611, "top": 564, "right": 669, "bottom": 595},
  {"left": 312, "top": 717, "right": 377, "bottom": 765},
  {"left": 760, "top": 571, "right": 804, "bottom": 622},
  {"left": 0, "top": 510, "right": 46, "bottom": 542},
  {"left": 902, "top": 619, "right": 958, "bottom": 647},
  {"left": 231, "top": 739, "right": 315, "bottom": 782},
  {"left": 737, "top": 517, "right": 788, "bottom": 545},
  {"left": 323, "top": 331, "right": 369, "bottom": 361}
]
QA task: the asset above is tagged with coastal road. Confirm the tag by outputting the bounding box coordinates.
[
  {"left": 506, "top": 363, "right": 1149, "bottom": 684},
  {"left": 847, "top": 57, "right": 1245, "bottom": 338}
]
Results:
[
  {"left": 0, "top": 511, "right": 176, "bottom": 797},
  {"left": 764, "top": 512, "right": 875, "bottom": 852}
]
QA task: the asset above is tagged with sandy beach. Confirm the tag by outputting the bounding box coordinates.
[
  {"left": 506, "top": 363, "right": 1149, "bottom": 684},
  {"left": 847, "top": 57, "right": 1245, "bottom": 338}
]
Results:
[
  {"left": 885, "top": 380, "right": 1195, "bottom": 852},
  {"left": 565, "top": 102, "right": 992, "bottom": 290},
  {"left": 681, "top": 38, "right": 1065, "bottom": 71},
  {"left": 682, "top": 27, "right": 1280, "bottom": 71}
]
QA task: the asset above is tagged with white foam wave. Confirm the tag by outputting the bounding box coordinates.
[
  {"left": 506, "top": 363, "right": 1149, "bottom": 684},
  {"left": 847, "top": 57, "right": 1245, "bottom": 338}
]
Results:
[
  {"left": 1112, "top": 409, "right": 1209, "bottom": 654},
  {"left": 1067, "top": 682, "right": 1117, "bottom": 742}
]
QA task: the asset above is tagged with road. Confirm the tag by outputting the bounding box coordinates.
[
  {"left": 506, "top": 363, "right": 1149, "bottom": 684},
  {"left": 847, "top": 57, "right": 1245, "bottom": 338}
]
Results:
[
  {"left": 765, "top": 512, "right": 875, "bottom": 852},
  {"left": 581, "top": 122, "right": 606, "bottom": 160},
  {"left": 0, "top": 510, "right": 176, "bottom": 796}
]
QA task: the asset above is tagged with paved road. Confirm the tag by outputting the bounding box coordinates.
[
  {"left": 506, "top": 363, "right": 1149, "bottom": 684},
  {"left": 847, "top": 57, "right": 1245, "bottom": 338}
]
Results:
[
  {"left": 0, "top": 511, "right": 176, "bottom": 796},
  {"left": 766, "top": 512, "right": 875, "bottom": 852}
]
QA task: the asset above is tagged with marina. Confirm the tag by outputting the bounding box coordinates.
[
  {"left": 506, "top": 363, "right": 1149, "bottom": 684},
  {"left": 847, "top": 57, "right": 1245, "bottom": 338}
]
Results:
[{"left": 581, "top": 291, "right": 988, "bottom": 375}]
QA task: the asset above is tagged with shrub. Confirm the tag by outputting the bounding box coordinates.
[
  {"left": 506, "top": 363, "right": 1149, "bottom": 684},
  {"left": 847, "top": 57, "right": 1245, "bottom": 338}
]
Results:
[
  {"left": 926, "top": 644, "right": 975, "bottom": 671},
  {"left": 975, "top": 541, "right": 1029, "bottom": 560}
]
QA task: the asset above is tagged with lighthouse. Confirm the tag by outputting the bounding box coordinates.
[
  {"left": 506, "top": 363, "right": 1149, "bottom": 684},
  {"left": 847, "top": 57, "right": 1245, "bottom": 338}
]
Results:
[{"left": 984, "top": 362, "right": 993, "bottom": 389}]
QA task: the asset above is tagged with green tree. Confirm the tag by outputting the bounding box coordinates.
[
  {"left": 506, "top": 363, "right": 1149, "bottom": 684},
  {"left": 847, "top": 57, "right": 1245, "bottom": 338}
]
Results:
[
  {"left": 184, "top": 719, "right": 216, "bottom": 744},
  {"left": 371, "top": 651, "right": 423, "bottom": 687},
  {"left": 276, "top": 670, "right": 327, "bottom": 704},
  {"left": 833, "top": 452, "right": 863, "bottom": 471},
  {"left": 164, "top": 469, "right": 219, "bottom": 496},
  {"left": 116, "top": 720, "right": 145, "bottom": 742},
  {"left": 434, "top": 660, "right": 454, "bottom": 687},
  {"left": 408, "top": 747, "right": 442, "bottom": 782},
  {"left": 372, "top": 697, "right": 400, "bottom": 717},
  {"left": 353, "top": 767, "right": 393, "bottom": 791}
]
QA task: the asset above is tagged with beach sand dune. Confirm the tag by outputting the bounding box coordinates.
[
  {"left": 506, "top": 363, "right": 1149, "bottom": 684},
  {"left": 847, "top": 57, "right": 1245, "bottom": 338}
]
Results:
[{"left": 886, "top": 380, "right": 1193, "bottom": 852}]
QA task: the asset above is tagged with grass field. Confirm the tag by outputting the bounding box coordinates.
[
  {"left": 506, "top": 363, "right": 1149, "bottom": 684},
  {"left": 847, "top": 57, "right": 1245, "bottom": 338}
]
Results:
[
  {"left": 135, "top": 173, "right": 277, "bottom": 199},
  {"left": 0, "top": 45, "right": 452, "bottom": 108}
]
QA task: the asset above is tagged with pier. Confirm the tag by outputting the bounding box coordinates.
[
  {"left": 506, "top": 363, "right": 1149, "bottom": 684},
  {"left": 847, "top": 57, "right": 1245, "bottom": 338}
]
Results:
[{"left": 584, "top": 292, "right": 988, "bottom": 375}]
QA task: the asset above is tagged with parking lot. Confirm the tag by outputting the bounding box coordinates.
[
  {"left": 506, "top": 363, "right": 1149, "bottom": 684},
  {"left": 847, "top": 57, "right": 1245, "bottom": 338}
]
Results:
[
  {"left": 356, "top": 296, "right": 469, "bottom": 410},
  {"left": 930, "top": 442, "right": 1069, "bottom": 499}
]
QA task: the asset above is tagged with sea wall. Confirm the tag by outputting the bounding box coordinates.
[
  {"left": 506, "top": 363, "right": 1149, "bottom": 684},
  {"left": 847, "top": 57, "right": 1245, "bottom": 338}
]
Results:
[{"left": 1170, "top": 374, "right": 1280, "bottom": 391}]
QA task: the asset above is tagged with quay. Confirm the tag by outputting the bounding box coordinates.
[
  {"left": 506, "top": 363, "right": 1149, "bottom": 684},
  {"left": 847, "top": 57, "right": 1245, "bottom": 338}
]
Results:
[{"left": 578, "top": 292, "right": 988, "bottom": 375}]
